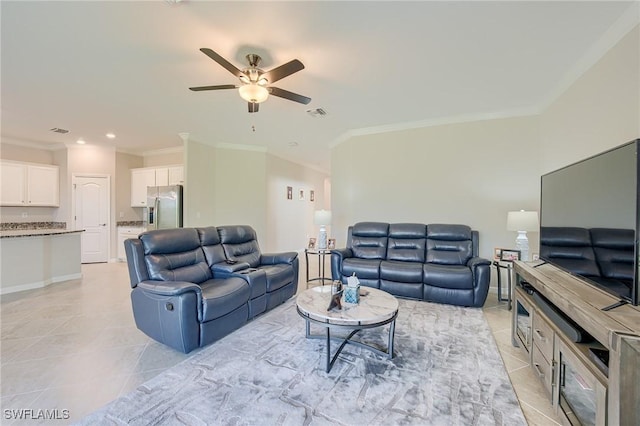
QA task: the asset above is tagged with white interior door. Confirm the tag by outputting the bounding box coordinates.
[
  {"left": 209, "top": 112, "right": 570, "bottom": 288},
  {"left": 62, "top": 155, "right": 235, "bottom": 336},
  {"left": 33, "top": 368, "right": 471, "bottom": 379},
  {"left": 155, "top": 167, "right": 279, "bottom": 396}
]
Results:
[{"left": 74, "top": 176, "right": 109, "bottom": 263}]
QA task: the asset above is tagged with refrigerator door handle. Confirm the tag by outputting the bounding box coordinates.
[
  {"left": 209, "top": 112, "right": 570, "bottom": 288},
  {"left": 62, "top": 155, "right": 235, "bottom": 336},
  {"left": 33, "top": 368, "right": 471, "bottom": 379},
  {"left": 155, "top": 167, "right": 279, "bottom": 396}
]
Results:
[{"left": 154, "top": 197, "right": 159, "bottom": 228}]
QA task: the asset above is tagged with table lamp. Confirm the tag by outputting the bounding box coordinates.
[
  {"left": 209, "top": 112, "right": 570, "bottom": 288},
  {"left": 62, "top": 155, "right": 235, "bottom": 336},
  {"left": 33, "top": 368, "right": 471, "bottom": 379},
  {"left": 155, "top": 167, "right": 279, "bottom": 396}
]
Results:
[
  {"left": 314, "top": 209, "right": 332, "bottom": 250},
  {"left": 506, "top": 210, "right": 539, "bottom": 261}
]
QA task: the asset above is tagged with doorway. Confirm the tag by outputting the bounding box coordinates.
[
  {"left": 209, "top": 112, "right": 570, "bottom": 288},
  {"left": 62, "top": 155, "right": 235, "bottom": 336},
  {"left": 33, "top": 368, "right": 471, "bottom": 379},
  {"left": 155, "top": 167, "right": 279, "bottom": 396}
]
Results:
[{"left": 73, "top": 175, "right": 110, "bottom": 263}]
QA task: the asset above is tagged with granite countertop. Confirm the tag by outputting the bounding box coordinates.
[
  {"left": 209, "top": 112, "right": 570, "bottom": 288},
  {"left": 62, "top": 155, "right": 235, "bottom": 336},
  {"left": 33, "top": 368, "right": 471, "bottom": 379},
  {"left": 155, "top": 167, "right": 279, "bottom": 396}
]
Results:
[{"left": 0, "top": 229, "right": 84, "bottom": 239}]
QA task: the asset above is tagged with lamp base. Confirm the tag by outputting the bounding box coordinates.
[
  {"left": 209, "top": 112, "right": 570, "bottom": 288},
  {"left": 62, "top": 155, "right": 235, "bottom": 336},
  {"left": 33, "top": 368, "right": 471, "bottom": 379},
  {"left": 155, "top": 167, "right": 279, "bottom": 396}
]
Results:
[
  {"left": 515, "top": 231, "right": 529, "bottom": 261},
  {"left": 317, "top": 226, "right": 328, "bottom": 250}
]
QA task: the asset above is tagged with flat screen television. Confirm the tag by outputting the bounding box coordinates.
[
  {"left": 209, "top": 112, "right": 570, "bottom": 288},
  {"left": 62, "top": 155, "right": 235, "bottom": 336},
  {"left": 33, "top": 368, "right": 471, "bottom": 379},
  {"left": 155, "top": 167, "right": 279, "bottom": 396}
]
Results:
[{"left": 539, "top": 139, "right": 639, "bottom": 308}]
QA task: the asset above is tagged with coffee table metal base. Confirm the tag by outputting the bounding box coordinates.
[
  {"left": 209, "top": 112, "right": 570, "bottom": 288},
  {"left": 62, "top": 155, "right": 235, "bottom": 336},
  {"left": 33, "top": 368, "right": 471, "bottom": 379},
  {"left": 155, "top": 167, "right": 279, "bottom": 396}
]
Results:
[{"left": 297, "top": 306, "right": 397, "bottom": 373}]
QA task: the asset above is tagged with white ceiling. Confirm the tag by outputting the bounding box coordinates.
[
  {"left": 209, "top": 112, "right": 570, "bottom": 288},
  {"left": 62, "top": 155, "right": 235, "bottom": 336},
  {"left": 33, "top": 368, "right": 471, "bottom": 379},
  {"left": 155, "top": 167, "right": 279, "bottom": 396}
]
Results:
[{"left": 1, "top": 1, "right": 637, "bottom": 172}]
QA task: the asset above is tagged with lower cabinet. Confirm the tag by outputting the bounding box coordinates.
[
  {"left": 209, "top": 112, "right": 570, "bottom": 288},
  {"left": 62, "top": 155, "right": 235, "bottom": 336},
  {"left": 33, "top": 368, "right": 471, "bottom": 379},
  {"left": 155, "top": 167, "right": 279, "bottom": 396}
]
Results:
[
  {"left": 117, "top": 227, "right": 144, "bottom": 261},
  {"left": 531, "top": 311, "right": 555, "bottom": 399}
]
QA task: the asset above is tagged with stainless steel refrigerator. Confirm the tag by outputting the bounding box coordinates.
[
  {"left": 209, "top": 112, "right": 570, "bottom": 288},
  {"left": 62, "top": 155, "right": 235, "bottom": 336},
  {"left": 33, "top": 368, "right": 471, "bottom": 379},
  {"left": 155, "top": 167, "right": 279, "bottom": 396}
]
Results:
[{"left": 147, "top": 185, "right": 183, "bottom": 230}]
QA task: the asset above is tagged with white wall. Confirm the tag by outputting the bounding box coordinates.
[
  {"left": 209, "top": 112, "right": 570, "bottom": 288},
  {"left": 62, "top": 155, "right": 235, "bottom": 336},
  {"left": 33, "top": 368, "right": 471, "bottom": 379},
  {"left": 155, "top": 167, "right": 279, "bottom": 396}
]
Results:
[
  {"left": 331, "top": 116, "right": 541, "bottom": 260},
  {"left": 183, "top": 139, "right": 216, "bottom": 227},
  {"left": 115, "top": 152, "right": 144, "bottom": 222},
  {"left": 265, "top": 154, "right": 330, "bottom": 252},
  {"left": 540, "top": 25, "right": 639, "bottom": 173}
]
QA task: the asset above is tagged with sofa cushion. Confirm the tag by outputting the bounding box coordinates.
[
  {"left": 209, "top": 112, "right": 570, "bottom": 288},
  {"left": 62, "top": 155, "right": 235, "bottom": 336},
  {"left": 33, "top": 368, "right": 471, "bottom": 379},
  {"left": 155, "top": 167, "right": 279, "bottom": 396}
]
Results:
[
  {"left": 199, "top": 277, "right": 250, "bottom": 322},
  {"left": 257, "top": 264, "right": 295, "bottom": 292},
  {"left": 423, "top": 264, "right": 473, "bottom": 290},
  {"left": 426, "top": 224, "right": 473, "bottom": 265},
  {"left": 342, "top": 258, "right": 381, "bottom": 279},
  {"left": 141, "top": 229, "right": 212, "bottom": 284},
  {"left": 380, "top": 260, "right": 423, "bottom": 283},
  {"left": 350, "top": 222, "right": 389, "bottom": 259},
  {"left": 386, "top": 223, "right": 426, "bottom": 262},
  {"left": 218, "top": 225, "right": 261, "bottom": 268},
  {"left": 197, "top": 226, "right": 227, "bottom": 267}
]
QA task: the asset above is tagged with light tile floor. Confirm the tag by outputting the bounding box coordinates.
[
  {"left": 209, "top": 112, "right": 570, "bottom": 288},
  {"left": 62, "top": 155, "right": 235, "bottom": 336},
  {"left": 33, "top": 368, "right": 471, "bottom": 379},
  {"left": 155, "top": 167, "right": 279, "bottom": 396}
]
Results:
[{"left": 1, "top": 259, "right": 561, "bottom": 424}]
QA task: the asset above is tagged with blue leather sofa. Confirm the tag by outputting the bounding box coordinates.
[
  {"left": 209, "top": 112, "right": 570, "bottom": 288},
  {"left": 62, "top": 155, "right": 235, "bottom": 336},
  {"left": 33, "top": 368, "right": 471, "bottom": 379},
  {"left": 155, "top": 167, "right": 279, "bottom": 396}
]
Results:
[
  {"left": 330, "top": 222, "right": 491, "bottom": 307},
  {"left": 540, "top": 226, "right": 634, "bottom": 297},
  {"left": 124, "top": 225, "right": 298, "bottom": 353}
]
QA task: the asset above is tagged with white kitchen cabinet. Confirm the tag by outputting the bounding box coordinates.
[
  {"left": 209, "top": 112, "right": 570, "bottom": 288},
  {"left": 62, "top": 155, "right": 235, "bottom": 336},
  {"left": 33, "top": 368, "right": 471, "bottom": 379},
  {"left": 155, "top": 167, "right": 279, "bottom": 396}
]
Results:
[
  {"left": 117, "top": 227, "right": 145, "bottom": 261},
  {"left": 0, "top": 161, "right": 59, "bottom": 206},
  {"left": 131, "top": 165, "right": 183, "bottom": 207},
  {"left": 130, "top": 168, "right": 157, "bottom": 207}
]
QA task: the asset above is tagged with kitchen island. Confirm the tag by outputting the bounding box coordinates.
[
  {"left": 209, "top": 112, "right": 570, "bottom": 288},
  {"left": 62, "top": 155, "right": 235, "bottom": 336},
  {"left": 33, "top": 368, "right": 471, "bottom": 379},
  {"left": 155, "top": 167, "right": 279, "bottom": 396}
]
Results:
[{"left": 1, "top": 228, "right": 83, "bottom": 294}]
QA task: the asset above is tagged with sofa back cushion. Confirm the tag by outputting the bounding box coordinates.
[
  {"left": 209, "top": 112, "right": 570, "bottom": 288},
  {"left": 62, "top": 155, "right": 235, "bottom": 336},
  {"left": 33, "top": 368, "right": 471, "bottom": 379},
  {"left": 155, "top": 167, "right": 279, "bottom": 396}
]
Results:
[
  {"left": 349, "top": 222, "right": 389, "bottom": 260},
  {"left": 540, "top": 227, "right": 600, "bottom": 277},
  {"left": 217, "top": 225, "right": 261, "bottom": 268},
  {"left": 426, "top": 224, "right": 473, "bottom": 265},
  {"left": 590, "top": 228, "right": 635, "bottom": 281},
  {"left": 386, "top": 223, "right": 427, "bottom": 262},
  {"left": 140, "top": 228, "right": 212, "bottom": 284},
  {"left": 197, "top": 226, "right": 227, "bottom": 267}
]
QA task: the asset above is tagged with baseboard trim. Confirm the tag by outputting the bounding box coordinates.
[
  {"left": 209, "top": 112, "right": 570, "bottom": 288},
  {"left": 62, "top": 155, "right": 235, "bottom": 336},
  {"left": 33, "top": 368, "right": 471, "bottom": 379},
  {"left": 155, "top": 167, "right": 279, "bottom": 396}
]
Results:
[{"left": 0, "top": 272, "right": 82, "bottom": 295}]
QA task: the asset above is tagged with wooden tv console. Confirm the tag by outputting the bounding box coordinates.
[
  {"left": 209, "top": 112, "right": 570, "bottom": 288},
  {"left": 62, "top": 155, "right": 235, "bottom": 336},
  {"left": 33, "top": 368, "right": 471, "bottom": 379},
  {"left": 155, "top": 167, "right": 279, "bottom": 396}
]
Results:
[{"left": 511, "top": 261, "right": 640, "bottom": 425}]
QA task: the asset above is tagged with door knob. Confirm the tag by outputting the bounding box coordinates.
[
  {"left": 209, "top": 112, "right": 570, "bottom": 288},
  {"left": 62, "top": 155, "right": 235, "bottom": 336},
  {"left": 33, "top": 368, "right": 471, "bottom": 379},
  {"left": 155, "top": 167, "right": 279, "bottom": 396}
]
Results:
[{"left": 99, "top": 223, "right": 107, "bottom": 226}]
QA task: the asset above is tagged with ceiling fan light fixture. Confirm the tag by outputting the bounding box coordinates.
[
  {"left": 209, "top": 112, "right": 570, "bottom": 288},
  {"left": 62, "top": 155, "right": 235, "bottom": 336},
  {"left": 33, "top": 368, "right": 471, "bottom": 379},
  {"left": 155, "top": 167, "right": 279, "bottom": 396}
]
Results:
[{"left": 239, "top": 84, "right": 269, "bottom": 103}]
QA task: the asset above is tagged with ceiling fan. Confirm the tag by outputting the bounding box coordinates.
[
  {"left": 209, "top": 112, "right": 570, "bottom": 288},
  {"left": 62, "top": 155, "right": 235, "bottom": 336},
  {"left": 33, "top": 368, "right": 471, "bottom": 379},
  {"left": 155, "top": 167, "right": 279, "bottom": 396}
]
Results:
[{"left": 189, "top": 48, "right": 311, "bottom": 113}]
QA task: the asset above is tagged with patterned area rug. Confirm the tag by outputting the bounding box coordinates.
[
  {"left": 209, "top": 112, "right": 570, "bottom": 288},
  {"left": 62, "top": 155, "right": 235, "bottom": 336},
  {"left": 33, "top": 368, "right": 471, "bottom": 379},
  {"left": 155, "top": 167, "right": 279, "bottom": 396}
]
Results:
[{"left": 78, "top": 298, "right": 526, "bottom": 425}]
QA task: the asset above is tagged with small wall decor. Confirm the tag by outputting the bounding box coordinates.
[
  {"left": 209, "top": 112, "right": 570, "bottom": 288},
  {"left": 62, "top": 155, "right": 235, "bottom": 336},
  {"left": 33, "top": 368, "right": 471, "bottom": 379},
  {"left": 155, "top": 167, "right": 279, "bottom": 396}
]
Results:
[
  {"left": 286, "top": 186, "right": 293, "bottom": 200},
  {"left": 310, "top": 190, "right": 315, "bottom": 202},
  {"left": 299, "top": 189, "right": 305, "bottom": 201},
  {"left": 307, "top": 237, "right": 316, "bottom": 249}
]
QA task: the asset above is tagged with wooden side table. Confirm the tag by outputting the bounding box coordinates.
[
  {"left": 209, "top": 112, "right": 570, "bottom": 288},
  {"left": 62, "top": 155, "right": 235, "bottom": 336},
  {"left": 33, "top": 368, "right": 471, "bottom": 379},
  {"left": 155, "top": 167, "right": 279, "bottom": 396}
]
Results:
[
  {"left": 493, "top": 260, "right": 513, "bottom": 310},
  {"left": 305, "top": 249, "right": 331, "bottom": 286}
]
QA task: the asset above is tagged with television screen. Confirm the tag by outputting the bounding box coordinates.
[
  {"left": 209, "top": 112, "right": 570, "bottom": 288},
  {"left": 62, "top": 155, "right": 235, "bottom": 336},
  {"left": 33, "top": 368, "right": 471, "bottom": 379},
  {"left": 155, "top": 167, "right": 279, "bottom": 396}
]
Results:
[{"left": 539, "top": 139, "right": 639, "bottom": 307}]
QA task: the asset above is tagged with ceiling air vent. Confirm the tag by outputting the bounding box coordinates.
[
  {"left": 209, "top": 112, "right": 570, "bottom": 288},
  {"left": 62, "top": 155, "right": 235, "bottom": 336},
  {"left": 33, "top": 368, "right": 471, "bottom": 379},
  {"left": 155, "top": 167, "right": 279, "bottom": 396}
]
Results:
[
  {"left": 306, "top": 108, "right": 327, "bottom": 118},
  {"left": 50, "top": 127, "right": 69, "bottom": 134}
]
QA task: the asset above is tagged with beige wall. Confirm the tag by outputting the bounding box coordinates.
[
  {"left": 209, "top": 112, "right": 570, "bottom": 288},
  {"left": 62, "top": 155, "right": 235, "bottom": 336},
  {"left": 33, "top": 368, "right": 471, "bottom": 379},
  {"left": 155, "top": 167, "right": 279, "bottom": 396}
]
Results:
[
  {"left": 540, "top": 25, "right": 640, "bottom": 173},
  {"left": 143, "top": 150, "right": 184, "bottom": 167},
  {"left": 115, "top": 152, "right": 144, "bottom": 222},
  {"left": 0, "top": 143, "right": 55, "bottom": 164},
  {"left": 183, "top": 139, "right": 216, "bottom": 227},
  {"left": 331, "top": 116, "right": 541, "bottom": 260},
  {"left": 265, "top": 154, "right": 329, "bottom": 252}
]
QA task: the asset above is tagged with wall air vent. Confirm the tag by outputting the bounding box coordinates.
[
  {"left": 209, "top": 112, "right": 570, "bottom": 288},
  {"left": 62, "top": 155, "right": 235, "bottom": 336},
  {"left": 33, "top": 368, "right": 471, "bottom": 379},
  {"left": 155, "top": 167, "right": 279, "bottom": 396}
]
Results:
[
  {"left": 306, "top": 108, "right": 327, "bottom": 118},
  {"left": 50, "top": 127, "right": 69, "bottom": 134}
]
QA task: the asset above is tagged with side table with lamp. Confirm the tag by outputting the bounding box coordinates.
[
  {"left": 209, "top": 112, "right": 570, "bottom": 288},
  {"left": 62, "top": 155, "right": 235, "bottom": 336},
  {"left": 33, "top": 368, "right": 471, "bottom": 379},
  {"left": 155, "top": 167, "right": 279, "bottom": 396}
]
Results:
[{"left": 306, "top": 209, "right": 332, "bottom": 286}]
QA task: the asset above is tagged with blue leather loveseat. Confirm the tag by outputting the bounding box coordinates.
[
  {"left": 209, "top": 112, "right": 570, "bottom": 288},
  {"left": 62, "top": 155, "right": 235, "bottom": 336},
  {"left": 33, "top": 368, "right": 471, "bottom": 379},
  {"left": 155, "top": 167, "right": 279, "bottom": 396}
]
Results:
[
  {"left": 124, "top": 225, "right": 298, "bottom": 353},
  {"left": 331, "top": 222, "right": 491, "bottom": 307}
]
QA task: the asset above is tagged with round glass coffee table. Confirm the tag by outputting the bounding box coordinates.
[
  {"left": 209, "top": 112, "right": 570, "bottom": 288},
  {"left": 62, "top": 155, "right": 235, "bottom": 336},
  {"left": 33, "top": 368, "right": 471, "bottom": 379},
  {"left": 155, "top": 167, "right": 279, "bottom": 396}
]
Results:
[{"left": 296, "top": 286, "right": 399, "bottom": 372}]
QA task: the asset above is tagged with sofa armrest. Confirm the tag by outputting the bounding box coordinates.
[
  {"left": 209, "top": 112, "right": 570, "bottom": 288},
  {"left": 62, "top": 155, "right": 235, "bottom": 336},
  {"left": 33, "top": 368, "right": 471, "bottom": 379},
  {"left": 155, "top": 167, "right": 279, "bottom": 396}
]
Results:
[
  {"left": 330, "top": 248, "right": 353, "bottom": 281},
  {"left": 260, "top": 251, "right": 298, "bottom": 265},
  {"left": 467, "top": 256, "right": 491, "bottom": 269},
  {"left": 211, "top": 262, "right": 251, "bottom": 274},
  {"left": 137, "top": 280, "right": 202, "bottom": 296}
]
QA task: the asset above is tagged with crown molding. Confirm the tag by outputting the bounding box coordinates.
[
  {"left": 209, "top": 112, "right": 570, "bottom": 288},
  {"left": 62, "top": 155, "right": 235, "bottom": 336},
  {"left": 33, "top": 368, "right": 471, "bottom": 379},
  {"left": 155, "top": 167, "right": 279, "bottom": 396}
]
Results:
[
  {"left": 329, "top": 107, "right": 540, "bottom": 148},
  {"left": 140, "top": 146, "right": 184, "bottom": 156},
  {"left": 215, "top": 142, "right": 267, "bottom": 153},
  {"left": 0, "top": 136, "right": 66, "bottom": 151}
]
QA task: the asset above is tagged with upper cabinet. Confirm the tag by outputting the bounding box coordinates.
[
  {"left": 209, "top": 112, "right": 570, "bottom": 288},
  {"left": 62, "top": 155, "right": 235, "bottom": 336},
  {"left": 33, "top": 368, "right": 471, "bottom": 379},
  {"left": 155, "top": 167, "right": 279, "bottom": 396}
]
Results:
[
  {"left": 0, "top": 161, "right": 59, "bottom": 207},
  {"left": 131, "top": 165, "right": 183, "bottom": 207}
]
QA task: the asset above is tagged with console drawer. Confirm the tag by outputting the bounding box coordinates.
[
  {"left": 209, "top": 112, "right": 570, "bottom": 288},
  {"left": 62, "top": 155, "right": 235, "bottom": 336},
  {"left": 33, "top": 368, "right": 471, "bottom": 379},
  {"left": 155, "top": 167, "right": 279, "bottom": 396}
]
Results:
[
  {"left": 533, "top": 311, "right": 554, "bottom": 363},
  {"left": 532, "top": 343, "right": 553, "bottom": 399}
]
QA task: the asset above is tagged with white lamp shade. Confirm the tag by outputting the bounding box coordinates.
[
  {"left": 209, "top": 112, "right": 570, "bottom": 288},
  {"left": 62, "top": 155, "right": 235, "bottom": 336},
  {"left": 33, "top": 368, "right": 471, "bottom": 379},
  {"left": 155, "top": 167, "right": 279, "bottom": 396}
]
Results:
[
  {"left": 238, "top": 84, "right": 269, "bottom": 103},
  {"left": 507, "top": 210, "right": 539, "bottom": 232},
  {"left": 314, "top": 210, "right": 332, "bottom": 226}
]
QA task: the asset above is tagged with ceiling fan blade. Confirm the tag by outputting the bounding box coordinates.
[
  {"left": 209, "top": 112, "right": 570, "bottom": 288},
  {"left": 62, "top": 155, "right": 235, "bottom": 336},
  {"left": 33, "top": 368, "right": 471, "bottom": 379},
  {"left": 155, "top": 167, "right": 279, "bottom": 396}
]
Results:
[
  {"left": 200, "top": 48, "right": 243, "bottom": 78},
  {"left": 248, "top": 102, "right": 259, "bottom": 113},
  {"left": 268, "top": 87, "right": 311, "bottom": 105},
  {"left": 262, "top": 59, "right": 304, "bottom": 84},
  {"left": 189, "top": 84, "right": 237, "bottom": 92}
]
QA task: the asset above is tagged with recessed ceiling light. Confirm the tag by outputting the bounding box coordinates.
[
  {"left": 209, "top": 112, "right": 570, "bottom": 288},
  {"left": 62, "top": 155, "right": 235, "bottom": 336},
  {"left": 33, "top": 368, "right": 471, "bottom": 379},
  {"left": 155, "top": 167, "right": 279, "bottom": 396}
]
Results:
[
  {"left": 76, "top": 139, "right": 86, "bottom": 145},
  {"left": 106, "top": 133, "right": 116, "bottom": 139}
]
